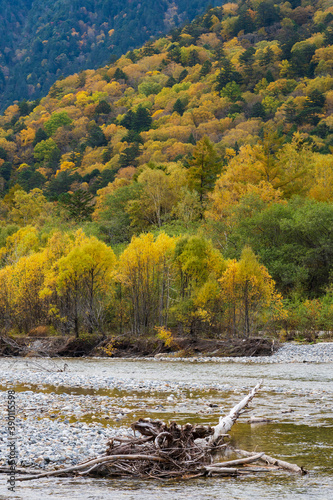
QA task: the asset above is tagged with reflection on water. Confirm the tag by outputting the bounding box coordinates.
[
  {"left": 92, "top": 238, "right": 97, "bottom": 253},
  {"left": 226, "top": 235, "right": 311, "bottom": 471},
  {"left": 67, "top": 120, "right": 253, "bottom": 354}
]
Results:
[
  {"left": 231, "top": 422, "right": 333, "bottom": 475},
  {"left": 1, "top": 472, "right": 332, "bottom": 500},
  {"left": 1, "top": 357, "right": 333, "bottom": 499}
]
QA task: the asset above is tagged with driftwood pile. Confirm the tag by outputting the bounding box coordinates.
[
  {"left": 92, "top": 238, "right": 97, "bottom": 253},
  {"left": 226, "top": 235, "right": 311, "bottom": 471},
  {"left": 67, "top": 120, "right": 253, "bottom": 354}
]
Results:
[{"left": 12, "top": 381, "right": 306, "bottom": 482}]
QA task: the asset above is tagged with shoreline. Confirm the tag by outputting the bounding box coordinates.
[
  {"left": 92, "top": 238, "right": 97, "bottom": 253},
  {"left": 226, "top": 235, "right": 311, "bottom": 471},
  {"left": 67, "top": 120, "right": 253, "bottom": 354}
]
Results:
[
  {"left": 1, "top": 334, "right": 333, "bottom": 361},
  {"left": 3, "top": 339, "right": 333, "bottom": 363}
]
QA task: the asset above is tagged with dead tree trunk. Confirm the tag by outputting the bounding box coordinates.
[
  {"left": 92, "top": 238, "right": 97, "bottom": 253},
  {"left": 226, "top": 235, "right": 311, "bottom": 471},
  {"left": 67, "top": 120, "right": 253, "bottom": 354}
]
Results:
[{"left": 207, "top": 380, "right": 262, "bottom": 446}]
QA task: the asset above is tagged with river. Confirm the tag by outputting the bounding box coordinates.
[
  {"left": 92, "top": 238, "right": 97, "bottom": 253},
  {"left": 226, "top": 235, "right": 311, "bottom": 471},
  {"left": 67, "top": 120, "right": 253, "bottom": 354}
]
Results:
[{"left": 0, "top": 357, "right": 332, "bottom": 499}]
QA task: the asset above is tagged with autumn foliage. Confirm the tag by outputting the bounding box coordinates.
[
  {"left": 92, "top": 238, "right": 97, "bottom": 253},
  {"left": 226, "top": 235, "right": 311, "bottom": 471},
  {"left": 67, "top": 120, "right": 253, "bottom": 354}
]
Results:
[{"left": 2, "top": 0, "right": 333, "bottom": 340}]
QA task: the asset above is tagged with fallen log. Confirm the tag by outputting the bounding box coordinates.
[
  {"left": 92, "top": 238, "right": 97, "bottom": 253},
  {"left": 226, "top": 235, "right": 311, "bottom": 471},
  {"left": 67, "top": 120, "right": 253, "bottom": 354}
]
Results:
[
  {"left": 232, "top": 448, "right": 307, "bottom": 474},
  {"left": 207, "top": 452, "right": 265, "bottom": 468},
  {"left": 204, "top": 467, "right": 239, "bottom": 475},
  {"left": 12, "top": 381, "right": 306, "bottom": 481},
  {"left": 207, "top": 380, "right": 262, "bottom": 446}
]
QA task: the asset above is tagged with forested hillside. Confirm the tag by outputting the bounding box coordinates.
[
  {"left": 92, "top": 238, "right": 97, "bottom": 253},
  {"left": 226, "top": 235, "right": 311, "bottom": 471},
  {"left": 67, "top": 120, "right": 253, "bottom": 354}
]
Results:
[
  {"left": 0, "top": 0, "right": 219, "bottom": 111},
  {"left": 1, "top": 0, "right": 333, "bottom": 342}
]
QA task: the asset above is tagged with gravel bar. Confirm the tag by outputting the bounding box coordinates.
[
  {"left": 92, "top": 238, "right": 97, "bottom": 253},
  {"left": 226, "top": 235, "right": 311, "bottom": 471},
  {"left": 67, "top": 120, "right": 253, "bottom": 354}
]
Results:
[{"left": 154, "top": 341, "right": 333, "bottom": 363}]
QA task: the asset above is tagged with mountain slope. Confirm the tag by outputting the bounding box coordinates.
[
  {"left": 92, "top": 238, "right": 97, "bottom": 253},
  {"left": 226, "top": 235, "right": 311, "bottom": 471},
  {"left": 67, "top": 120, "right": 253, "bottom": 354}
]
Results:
[
  {"left": 0, "top": 0, "right": 220, "bottom": 111},
  {"left": 1, "top": 0, "right": 333, "bottom": 201}
]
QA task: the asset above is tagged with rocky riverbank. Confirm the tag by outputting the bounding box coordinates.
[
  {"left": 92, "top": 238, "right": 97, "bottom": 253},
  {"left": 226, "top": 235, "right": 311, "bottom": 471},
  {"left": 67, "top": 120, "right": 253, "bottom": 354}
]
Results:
[
  {"left": 2, "top": 333, "right": 332, "bottom": 361},
  {"left": 0, "top": 334, "right": 277, "bottom": 358},
  {"left": 0, "top": 342, "right": 332, "bottom": 474}
]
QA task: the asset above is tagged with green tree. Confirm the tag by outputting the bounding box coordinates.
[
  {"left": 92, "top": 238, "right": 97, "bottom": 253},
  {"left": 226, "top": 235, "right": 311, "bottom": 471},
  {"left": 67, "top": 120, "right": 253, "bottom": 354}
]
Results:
[
  {"left": 16, "top": 166, "right": 45, "bottom": 191},
  {"left": 114, "top": 68, "right": 128, "bottom": 81},
  {"left": 33, "top": 127, "right": 48, "bottom": 147},
  {"left": 133, "top": 106, "right": 152, "bottom": 132},
  {"left": 188, "top": 136, "right": 222, "bottom": 217},
  {"left": 46, "top": 171, "right": 82, "bottom": 200},
  {"left": 250, "top": 102, "right": 266, "bottom": 118},
  {"left": 256, "top": 1, "right": 281, "bottom": 27},
  {"left": 296, "top": 89, "right": 326, "bottom": 125},
  {"left": 95, "top": 100, "right": 111, "bottom": 115},
  {"left": 87, "top": 124, "right": 108, "bottom": 147},
  {"left": 173, "top": 98, "right": 186, "bottom": 116},
  {"left": 220, "top": 81, "right": 243, "bottom": 102},
  {"left": 0, "top": 147, "right": 7, "bottom": 161},
  {"left": 96, "top": 183, "right": 141, "bottom": 245},
  {"left": 200, "top": 60, "right": 212, "bottom": 78},
  {"left": 188, "top": 49, "right": 200, "bottom": 67},
  {"left": 33, "top": 138, "right": 61, "bottom": 169},
  {"left": 59, "top": 189, "right": 95, "bottom": 222},
  {"left": 119, "top": 143, "right": 140, "bottom": 168},
  {"left": 215, "top": 59, "right": 241, "bottom": 94},
  {"left": 290, "top": 42, "right": 316, "bottom": 77},
  {"left": 167, "top": 44, "right": 182, "bottom": 63},
  {"left": 229, "top": 199, "right": 333, "bottom": 298},
  {"left": 120, "top": 106, "right": 152, "bottom": 132},
  {"left": 44, "top": 111, "right": 72, "bottom": 136}
]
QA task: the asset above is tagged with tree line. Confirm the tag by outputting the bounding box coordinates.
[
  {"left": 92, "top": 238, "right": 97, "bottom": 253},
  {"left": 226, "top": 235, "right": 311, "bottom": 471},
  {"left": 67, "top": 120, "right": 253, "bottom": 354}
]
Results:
[
  {"left": 0, "top": 223, "right": 332, "bottom": 341},
  {"left": 0, "top": 227, "right": 284, "bottom": 339}
]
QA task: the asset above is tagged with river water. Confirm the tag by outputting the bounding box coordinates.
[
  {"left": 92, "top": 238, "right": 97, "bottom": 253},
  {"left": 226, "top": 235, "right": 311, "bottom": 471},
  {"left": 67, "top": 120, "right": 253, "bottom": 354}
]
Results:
[{"left": 1, "top": 358, "right": 332, "bottom": 499}]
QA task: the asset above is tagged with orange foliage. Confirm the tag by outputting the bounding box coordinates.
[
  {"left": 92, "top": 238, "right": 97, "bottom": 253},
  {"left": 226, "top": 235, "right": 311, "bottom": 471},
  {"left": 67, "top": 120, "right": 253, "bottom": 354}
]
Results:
[{"left": 116, "top": 166, "right": 136, "bottom": 180}]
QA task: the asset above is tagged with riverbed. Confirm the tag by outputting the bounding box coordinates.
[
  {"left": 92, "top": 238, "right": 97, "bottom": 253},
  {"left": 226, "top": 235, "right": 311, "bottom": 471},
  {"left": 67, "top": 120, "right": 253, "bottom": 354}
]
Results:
[{"left": 0, "top": 354, "right": 332, "bottom": 499}]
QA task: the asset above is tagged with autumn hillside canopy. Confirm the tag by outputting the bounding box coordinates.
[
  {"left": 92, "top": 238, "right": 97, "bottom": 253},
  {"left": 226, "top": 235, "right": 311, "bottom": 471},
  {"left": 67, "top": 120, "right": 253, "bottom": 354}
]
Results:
[
  {"left": 0, "top": 0, "right": 220, "bottom": 112},
  {"left": 1, "top": 0, "right": 333, "bottom": 340}
]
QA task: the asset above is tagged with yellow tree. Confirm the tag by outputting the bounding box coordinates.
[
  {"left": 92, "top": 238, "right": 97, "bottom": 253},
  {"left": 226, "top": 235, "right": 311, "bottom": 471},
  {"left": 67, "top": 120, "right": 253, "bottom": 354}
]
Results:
[
  {"left": 207, "top": 179, "right": 284, "bottom": 223},
  {"left": 0, "top": 231, "right": 77, "bottom": 333},
  {"left": 212, "top": 133, "right": 312, "bottom": 206},
  {"left": 219, "top": 246, "right": 284, "bottom": 337},
  {"left": 43, "top": 230, "right": 75, "bottom": 264},
  {"left": 136, "top": 167, "right": 175, "bottom": 227},
  {"left": 8, "top": 188, "right": 51, "bottom": 226},
  {"left": 206, "top": 178, "right": 285, "bottom": 252},
  {"left": 213, "top": 141, "right": 279, "bottom": 193},
  {"left": 0, "top": 226, "right": 40, "bottom": 266},
  {"left": 306, "top": 152, "right": 333, "bottom": 202},
  {"left": 43, "top": 232, "right": 116, "bottom": 337},
  {"left": 118, "top": 232, "right": 176, "bottom": 334},
  {"left": 274, "top": 134, "right": 313, "bottom": 197},
  {"left": 0, "top": 266, "right": 14, "bottom": 332},
  {"left": 0, "top": 251, "right": 48, "bottom": 333},
  {"left": 218, "top": 259, "right": 239, "bottom": 337},
  {"left": 127, "top": 163, "right": 188, "bottom": 230},
  {"left": 172, "top": 235, "right": 226, "bottom": 337}
]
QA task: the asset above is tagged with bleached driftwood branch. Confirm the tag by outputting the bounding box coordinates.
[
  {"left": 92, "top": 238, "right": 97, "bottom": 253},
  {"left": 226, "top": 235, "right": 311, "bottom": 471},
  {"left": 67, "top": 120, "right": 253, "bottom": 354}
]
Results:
[
  {"left": 207, "top": 380, "right": 262, "bottom": 446},
  {"left": 232, "top": 448, "right": 306, "bottom": 474},
  {"left": 205, "top": 452, "right": 265, "bottom": 468}
]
